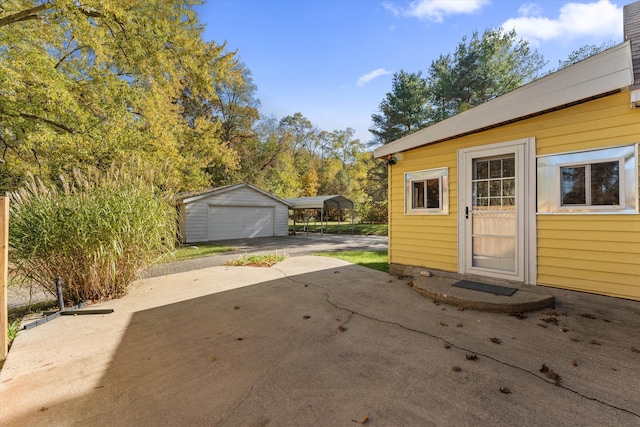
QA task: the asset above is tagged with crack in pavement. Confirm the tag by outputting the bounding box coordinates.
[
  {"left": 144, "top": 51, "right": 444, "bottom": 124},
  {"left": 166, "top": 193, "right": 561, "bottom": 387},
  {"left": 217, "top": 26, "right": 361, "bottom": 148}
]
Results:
[{"left": 287, "top": 274, "right": 640, "bottom": 420}]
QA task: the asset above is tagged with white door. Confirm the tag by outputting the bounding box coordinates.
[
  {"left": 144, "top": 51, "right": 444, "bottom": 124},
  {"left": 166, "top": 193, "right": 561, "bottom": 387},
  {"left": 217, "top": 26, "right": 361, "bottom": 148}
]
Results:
[
  {"left": 207, "top": 206, "right": 274, "bottom": 240},
  {"left": 459, "top": 141, "right": 529, "bottom": 282}
]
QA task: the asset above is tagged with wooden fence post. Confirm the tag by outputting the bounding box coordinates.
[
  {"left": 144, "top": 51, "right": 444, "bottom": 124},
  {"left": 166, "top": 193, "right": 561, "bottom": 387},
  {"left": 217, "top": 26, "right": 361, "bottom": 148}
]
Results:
[{"left": 1, "top": 197, "right": 8, "bottom": 359}]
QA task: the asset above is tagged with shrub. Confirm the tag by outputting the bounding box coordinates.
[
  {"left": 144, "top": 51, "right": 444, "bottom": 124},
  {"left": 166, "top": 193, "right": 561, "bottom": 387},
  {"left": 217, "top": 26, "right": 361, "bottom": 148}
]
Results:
[{"left": 8, "top": 160, "right": 177, "bottom": 304}]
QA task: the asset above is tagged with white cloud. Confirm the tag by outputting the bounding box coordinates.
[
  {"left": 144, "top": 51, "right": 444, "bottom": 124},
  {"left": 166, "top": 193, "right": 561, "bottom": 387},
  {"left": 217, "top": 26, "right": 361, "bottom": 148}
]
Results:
[
  {"left": 502, "top": 0, "right": 623, "bottom": 44},
  {"left": 356, "top": 68, "right": 392, "bottom": 86},
  {"left": 384, "top": 0, "right": 490, "bottom": 23}
]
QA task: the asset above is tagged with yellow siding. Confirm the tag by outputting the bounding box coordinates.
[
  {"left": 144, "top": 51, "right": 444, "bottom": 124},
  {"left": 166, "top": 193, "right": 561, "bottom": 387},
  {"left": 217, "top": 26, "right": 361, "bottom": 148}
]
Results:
[{"left": 390, "top": 91, "right": 640, "bottom": 300}]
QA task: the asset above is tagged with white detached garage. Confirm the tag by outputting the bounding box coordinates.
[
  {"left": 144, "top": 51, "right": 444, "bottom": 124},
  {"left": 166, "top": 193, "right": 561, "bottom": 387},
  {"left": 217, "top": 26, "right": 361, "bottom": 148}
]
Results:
[{"left": 177, "top": 183, "right": 292, "bottom": 243}]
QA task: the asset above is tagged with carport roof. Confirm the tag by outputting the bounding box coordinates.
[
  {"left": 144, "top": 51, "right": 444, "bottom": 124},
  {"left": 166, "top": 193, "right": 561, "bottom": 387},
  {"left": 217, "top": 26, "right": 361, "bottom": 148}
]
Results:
[{"left": 284, "top": 195, "right": 353, "bottom": 210}]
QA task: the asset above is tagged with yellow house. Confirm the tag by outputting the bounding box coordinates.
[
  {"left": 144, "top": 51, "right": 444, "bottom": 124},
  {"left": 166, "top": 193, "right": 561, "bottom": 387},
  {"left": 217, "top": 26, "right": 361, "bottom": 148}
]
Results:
[{"left": 374, "top": 5, "right": 640, "bottom": 301}]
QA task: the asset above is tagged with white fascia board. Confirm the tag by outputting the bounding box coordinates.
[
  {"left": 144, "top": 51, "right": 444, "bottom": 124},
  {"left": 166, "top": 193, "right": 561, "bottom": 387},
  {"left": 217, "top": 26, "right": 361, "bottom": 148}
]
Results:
[
  {"left": 182, "top": 183, "right": 291, "bottom": 206},
  {"left": 374, "top": 41, "right": 633, "bottom": 158},
  {"left": 181, "top": 183, "right": 244, "bottom": 204}
]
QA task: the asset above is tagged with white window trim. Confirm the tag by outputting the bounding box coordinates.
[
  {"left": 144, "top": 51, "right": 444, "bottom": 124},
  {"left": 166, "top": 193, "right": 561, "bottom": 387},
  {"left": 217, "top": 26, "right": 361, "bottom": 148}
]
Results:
[
  {"left": 404, "top": 167, "right": 449, "bottom": 215},
  {"left": 537, "top": 143, "right": 638, "bottom": 214},
  {"left": 557, "top": 159, "right": 624, "bottom": 210}
]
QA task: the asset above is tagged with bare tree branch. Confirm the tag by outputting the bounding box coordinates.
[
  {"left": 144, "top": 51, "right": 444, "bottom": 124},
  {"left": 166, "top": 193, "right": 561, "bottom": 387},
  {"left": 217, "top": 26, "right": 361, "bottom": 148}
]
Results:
[
  {"left": 18, "top": 113, "right": 75, "bottom": 133},
  {"left": 54, "top": 45, "right": 84, "bottom": 69},
  {"left": 0, "top": 3, "right": 50, "bottom": 27}
]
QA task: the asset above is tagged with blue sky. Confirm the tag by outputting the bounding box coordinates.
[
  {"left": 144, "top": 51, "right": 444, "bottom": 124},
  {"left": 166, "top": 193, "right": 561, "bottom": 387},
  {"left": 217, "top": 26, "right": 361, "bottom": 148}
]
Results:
[{"left": 197, "top": 0, "right": 628, "bottom": 145}]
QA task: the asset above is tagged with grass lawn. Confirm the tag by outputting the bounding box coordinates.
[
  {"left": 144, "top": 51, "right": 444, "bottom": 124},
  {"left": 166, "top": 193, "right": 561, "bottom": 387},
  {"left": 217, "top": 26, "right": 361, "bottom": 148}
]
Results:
[
  {"left": 291, "top": 223, "right": 387, "bottom": 236},
  {"left": 313, "top": 250, "right": 389, "bottom": 273},
  {"left": 225, "top": 253, "right": 287, "bottom": 267},
  {"left": 160, "top": 243, "right": 235, "bottom": 263}
]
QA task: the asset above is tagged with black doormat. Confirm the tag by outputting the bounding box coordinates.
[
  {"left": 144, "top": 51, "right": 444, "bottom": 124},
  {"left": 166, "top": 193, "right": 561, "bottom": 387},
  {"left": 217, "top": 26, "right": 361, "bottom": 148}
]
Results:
[{"left": 452, "top": 280, "right": 518, "bottom": 296}]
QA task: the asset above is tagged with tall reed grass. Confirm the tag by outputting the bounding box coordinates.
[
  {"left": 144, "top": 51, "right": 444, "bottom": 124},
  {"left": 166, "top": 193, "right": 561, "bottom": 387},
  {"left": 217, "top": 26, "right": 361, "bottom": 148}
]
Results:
[{"left": 8, "top": 160, "right": 177, "bottom": 303}]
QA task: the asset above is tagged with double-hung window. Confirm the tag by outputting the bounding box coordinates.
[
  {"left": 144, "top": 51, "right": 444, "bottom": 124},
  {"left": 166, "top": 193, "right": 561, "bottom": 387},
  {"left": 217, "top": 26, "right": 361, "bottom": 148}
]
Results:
[{"left": 405, "top": 168, "right": 449, "bottom": 214}]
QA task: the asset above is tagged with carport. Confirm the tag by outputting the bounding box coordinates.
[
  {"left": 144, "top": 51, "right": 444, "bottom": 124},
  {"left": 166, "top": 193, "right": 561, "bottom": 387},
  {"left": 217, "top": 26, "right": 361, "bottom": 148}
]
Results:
[{"left": 285, "top": 195, "right": 354, "bottom": 234}]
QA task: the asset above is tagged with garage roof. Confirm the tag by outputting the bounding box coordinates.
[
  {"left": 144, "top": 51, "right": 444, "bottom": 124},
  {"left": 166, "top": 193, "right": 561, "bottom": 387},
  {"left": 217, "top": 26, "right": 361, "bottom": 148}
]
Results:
[
  {"left": 284, "top": 195, "right": 354, "bottom": 210},
  {"left": 178, "top": 182, "right": 292, "bottom": 206}
]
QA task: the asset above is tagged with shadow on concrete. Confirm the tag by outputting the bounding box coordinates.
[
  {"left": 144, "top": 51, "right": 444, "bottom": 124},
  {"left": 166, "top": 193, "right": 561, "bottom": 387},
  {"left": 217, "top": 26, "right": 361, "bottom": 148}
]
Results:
[{"left": 3, "top": 259, "right": 640, "bottom": 426}]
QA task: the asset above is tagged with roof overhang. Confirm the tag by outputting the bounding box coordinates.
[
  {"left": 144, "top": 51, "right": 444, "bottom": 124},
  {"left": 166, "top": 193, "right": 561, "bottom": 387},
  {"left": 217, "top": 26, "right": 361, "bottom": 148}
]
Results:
[{"left": 374, "top": 41, "right": 634, "bottom": 158}]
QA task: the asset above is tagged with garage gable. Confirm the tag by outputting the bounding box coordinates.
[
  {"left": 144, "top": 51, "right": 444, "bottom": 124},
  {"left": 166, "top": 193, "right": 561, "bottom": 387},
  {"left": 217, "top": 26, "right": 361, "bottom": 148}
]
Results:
[{"left": 178, "top": 183, "right": 291, "bottom": 243}]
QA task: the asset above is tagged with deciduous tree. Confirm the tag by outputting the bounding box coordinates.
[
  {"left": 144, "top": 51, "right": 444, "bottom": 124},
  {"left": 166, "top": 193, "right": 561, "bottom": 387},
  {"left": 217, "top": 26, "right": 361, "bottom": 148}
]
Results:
[{"left": 0, "top": 0, "right": 237, "bottom": 191}]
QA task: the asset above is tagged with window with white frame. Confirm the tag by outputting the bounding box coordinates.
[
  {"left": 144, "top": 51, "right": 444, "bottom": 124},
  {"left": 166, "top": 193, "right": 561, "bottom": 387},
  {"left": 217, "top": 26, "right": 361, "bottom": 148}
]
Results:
[
  {"left": 405, "top": 167, "right": 449, "bottom": 214},
  {"left": 537, "top": 144, "right": 638, "bottom": 214}
]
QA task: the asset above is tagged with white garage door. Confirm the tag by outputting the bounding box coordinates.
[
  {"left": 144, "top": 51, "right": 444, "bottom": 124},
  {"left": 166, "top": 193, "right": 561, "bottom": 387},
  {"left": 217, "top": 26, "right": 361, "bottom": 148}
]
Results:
[{"left": 207, "top": 206, "right": 274, "bottom": 240}]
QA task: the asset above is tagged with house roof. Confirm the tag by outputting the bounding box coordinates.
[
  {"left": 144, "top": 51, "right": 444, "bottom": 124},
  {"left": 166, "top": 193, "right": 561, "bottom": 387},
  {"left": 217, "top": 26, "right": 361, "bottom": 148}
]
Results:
[
  {"left": 178, "top": 182, "right": 292, "bottom": 206},
  {"left": 374, "top": 41, "right": 634, "bottom": 159},
  {"left": 284, "top": 195, "right": 354, "bottom": 210}
]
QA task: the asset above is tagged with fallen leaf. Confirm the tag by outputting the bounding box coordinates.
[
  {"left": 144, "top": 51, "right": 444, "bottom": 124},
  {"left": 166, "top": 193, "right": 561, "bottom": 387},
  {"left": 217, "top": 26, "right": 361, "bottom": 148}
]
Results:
[
  {"left": 572, "top": 360, "right": 578, "bottom": 366},
  {"left": 338, "top": 325, "right": 347, "bottom": 332},
  {"left": 443, "top": 343, "right": 451, "bottom": 349},
  {"left": 210, "top": 356, "right": 216, "bottom": 363},
  {"left": 499, "top": 387, "right": 511, "bottom": 394},
  {"left": 490, "top": 337, "right": 502, "bottom": 344},
  {"left": 540, "top": 364, "right": 561, "bottom": 385},
  {"left": 360, "top": 413, "right": 370, "bottom": 424},
  {"left": 547, "top": 369, "right": 561, "bottom": 385},
  {"left": 508, "top": 312, "right": 528, "bottom": 319},
  {"left": 452, "top": 366, "right": 462, "bottom": 372}
]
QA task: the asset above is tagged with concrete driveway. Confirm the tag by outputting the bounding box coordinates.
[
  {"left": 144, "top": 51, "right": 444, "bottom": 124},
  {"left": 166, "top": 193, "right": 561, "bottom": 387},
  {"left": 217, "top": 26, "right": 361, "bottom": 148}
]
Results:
[
  {"left": 2, "top": 256, "right": 640, "bottom": 426},
  {"left": 150, "top": 234, "right": 388, "bottom": 276}
]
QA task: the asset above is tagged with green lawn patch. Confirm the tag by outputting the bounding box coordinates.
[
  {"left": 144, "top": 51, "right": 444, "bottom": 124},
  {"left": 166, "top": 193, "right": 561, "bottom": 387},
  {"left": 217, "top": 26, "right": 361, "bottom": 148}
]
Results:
[
  {"left": 225, "top": 253, "right": 287, "bottom": 267},
  {"left": 161, "top": 243, "right": 235, "bottom": 263},
  {"left": 291, "top": 223, "right": 387, "bottom": 236},
  {"left": 313, "top": 250, "right": 389, "bottom": 273}
]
